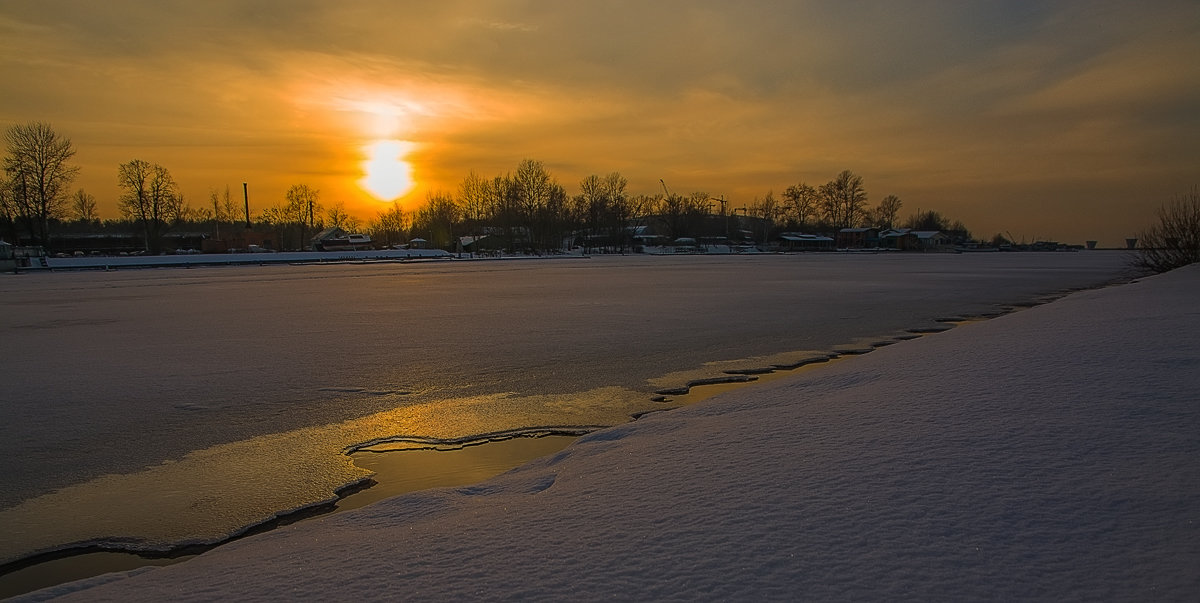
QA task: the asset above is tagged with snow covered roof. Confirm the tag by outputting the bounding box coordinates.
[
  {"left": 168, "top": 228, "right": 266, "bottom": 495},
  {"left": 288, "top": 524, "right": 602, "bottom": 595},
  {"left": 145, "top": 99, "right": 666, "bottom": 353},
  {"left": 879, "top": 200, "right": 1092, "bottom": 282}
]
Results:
[
  {"left": 911, "top": 230, "right": 946, "bottom": 239},
  {"left": 780, "top": 233, "right": 834, "bottom": 242}
]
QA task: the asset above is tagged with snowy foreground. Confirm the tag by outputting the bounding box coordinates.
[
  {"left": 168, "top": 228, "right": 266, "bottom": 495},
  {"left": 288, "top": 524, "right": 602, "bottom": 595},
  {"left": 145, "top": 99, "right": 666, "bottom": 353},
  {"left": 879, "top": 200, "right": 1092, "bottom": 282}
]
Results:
[{"left": 25, "top": 265, "right": 1199, "bottom": 601}]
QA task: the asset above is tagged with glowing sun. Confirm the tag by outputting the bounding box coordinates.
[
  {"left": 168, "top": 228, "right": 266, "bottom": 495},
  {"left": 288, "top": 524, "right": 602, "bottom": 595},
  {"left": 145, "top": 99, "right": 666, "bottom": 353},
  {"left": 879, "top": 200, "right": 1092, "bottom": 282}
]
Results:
[{"left": 361, "top": 140, "right": 416, "bottom": 200}]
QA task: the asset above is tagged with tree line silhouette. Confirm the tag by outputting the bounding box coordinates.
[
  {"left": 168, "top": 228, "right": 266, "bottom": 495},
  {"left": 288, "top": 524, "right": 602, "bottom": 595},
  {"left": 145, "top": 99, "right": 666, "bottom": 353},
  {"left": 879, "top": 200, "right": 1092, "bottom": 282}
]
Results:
[{"left": 5, "top": 121, "right": 984, "bottom": 254}]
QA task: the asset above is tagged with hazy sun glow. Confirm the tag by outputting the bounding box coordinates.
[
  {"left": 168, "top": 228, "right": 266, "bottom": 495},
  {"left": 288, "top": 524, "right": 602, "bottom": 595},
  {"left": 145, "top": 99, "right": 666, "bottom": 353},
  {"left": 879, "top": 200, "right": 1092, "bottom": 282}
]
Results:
[{"left": 361, "top": 140, "right": 416, "bottom": 201}]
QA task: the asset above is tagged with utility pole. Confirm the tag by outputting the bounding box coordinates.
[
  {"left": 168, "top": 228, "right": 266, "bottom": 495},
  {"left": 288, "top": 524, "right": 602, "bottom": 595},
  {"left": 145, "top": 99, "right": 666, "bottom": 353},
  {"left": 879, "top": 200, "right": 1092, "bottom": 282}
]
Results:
[{"left": 242, "top": 183, "right": 251, "bottom": 229}]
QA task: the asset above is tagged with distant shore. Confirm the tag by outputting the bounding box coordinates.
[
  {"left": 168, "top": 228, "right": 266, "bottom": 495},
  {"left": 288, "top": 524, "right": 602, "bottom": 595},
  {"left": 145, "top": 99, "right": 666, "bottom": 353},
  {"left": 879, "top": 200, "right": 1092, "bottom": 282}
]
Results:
[{"left": 8, "top": 245, "right": 1134, "bottom": 272}]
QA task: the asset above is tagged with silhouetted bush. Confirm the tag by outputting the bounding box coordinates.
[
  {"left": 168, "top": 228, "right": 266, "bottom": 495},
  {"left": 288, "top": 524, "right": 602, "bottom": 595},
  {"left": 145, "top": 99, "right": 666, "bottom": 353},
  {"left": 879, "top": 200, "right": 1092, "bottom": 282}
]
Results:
[{"left": 1135, "top": 188, "right": 1200, "bottom": 273}]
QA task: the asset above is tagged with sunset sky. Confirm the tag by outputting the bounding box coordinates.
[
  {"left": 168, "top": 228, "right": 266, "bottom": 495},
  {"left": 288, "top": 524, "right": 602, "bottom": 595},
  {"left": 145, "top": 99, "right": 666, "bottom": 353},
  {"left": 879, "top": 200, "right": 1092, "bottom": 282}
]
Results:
[{"left": 2, "top": 1, "right": 1197, "bottom": 245}]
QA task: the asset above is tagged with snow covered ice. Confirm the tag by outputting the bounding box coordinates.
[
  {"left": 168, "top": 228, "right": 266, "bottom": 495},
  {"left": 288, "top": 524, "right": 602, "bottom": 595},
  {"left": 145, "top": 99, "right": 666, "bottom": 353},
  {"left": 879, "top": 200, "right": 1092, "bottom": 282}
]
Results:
[
  {"left": 11, "top": 259, "right": 1198, "bottom": 601},
  {"left": 0, "top": 252, "right": 1131, "bottom": 569}
]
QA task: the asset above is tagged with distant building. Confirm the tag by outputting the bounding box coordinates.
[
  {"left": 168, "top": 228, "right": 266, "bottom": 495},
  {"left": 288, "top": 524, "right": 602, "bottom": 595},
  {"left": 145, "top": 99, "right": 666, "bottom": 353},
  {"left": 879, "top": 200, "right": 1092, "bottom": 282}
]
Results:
[
  {"left": 459, "top": 234, "right": 504, "bottom": 253},
  {"left": 911, "top": 231, "right": 952, "bottom": 250},
  {"left": 836, "top": 227, "right": 880, "bottom": 249},
  {"left": 48, "top": 232, "right": 210, "bottom": 255},
  {"left": 203, "top": 229, "right": 274, "bottom": 253},
  {"left": 671, "top": 237, "right": 701, "bottom": 253},
  {"left": 628, "top": 225, "right": 668, "bottom": 249},
  {"left": 0, "top": 240, "right": 13, "bottom": 272},
  {"left": 1, "top": 241, "right": 48, "bottom": 270},
  {"left": 880, "top": 229, "right": 919, "bottom": 250},
  {"left": 880, "top": 229, "right": 952, "bottom": 251},
  {"left": 775, "top": 233, "right": 835, "bottom": 251}
]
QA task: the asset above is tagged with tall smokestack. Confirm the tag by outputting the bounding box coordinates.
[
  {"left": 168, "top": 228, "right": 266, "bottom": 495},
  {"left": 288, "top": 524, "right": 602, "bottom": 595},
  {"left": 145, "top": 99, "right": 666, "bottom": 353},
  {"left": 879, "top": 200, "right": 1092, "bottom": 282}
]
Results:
[{"left": 243, "top": 183, "right": 250, "bottom": 229}]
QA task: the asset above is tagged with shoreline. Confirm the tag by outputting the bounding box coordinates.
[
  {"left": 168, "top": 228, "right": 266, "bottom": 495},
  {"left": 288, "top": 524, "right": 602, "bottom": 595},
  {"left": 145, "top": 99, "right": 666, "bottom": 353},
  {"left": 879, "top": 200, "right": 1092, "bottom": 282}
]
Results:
[{"left": 8, "top": 246, "right": 1127, "bottom": 274}]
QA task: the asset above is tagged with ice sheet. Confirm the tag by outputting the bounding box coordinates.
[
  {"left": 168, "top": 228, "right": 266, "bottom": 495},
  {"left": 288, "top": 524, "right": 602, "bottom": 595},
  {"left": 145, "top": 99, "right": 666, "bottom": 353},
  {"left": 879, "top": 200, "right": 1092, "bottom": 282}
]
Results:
[
  {"left": 0, "top": 253, "right": 1134, "bottom": 568},
  {"left": 26, "top": 263, "right": 1198, "bottom": 601}
]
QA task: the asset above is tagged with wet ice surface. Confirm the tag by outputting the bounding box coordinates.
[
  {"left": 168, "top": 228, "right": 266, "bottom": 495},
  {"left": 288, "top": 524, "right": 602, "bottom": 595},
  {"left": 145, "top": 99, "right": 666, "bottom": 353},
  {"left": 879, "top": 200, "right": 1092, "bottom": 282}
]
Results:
[
  {"left": 25, "top": 262, "right": 1200, "bottom": 602},
  {"left": 0, "top": 252, "right": 1132, "bottom": 564}
]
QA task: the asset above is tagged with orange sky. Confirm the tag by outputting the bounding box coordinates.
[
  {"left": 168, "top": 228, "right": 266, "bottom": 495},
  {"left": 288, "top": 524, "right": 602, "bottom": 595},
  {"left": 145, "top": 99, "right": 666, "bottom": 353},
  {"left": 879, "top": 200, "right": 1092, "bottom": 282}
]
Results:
[{"left": 2, "top": 1, "right": 1198, "bottom": 246}]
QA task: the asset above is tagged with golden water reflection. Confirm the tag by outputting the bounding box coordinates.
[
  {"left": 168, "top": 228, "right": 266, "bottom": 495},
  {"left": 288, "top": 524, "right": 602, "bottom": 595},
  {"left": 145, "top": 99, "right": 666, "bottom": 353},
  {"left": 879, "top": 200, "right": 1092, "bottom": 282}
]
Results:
[
  {"left": 0, "top": 436, "right": 578, "bottom": 599},
  {"left": 0, "top": 334, "right": 941, "bottom": 598},
  {"left": 0, "top": 388, "right": 651, "bottom": 569},
  {"left": 339, "top": 435, "right": 578, "bottom": 513},
  {"left": 0, "top": 552, "right": 196, "bottom": 600}
]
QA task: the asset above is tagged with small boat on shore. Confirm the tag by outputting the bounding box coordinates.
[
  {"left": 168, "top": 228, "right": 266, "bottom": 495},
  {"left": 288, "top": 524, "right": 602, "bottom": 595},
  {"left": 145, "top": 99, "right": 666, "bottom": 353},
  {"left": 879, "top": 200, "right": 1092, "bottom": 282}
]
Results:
[{"left": 315, "top": 233, "right": 372, "bottom": 251}]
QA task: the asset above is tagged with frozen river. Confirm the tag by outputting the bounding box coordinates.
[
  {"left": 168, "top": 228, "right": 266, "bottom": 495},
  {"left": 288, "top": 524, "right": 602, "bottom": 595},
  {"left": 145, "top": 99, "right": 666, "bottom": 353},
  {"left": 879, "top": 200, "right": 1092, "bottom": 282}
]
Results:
[{"left": 0, "top": 252, "right": 1133, "bottom": 565}]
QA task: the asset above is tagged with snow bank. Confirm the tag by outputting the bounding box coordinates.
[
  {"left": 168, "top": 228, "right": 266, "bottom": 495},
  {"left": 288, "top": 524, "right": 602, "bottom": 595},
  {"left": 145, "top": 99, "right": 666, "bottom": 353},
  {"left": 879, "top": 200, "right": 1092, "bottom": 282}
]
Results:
[{"left": 25, "top": 266, "right": 1199, "bottom": 601}]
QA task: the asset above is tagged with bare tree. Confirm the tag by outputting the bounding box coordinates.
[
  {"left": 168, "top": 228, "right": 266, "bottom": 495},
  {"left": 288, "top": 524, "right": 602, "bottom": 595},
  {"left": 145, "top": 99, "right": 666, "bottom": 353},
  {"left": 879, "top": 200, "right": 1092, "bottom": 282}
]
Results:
[
  {"left": 368, "top": 202, "right": 409, "bottom": 248},
  {"left": 874, "top": 194, "right": 902, "bottom": 229},
  {"left": 326, "top": 201, "right": 354, "bottom": 230},
  {"left": 258, "top": 205, "right": 289, "bottom": 251},
  {"left": 513, "top": 159, "right": 554, "bottom": 249},
  {"left": 459, "top": 171, "right": 490, "bottom": 228},
  {"left": 782, "top": 183, "right": 819, "bottom": 230},
  {"left": 577, "top": 174, "right": 607, "bottom": 251},
  {"left": 209, "top": 189, "right": 224, "bottom": 224},
  {"left": 571, "top": 171, "right": 633, "bottom": 252},
  {"left": 0, "top": 174, "right": 17, "bottom": 242},
  {"left": 220, "top": 185, "right": 239, "bottom": 227},
  {"left": 118, "top": 159, "right": 182, "bottom": 253},
  {"left": 511, "top": 159, "right": 572, "bottom": 251},
  {"left": 71, "top": 189, "right": 99, "bottom": 223},
  {"left": 3, "top": 122, "right": 79, "bottom": 248},
  {"left": 488, "top": 173, "right": 521, "bottom": 250},
  {"left": 749, "top": 190, "right": 780, "bottom": 245},
  {"left": 603, "top": 172, "right": 632, "bottom": 250},
  {"left": 819, "top": 170, "right": 869, "bottom": 228},
  {"left": 904, "top": 209, "right": 949, "bottom": 231},
  {"left": 177, "top": 197, "right": 208, "bottom": 223},
  {"left": 209, "top": 186, "right": 238, "bottom": 225},
  {"left": 604, "top": 172, "right": 628, "bottom": 204},
  {"left": 209, "top": 188, "right": 225, "bottom": 240},
  {"left": 514, "top": 159, "right": 553, "bottom": 214},
  {"left": 284, "top": 184, "right": 322, "bottom": 249},
  {"left": 657, "top": 191, "right": 685, "bottom": 239},
  {"left": 413, "top": 190, "right": 461, "bottom": 249},
  {"left": 1135, "top": 187, "right": 1200, "bottom": 273},
  {"left": 207, "top": 185, "right": 243, "bottom": 242}
]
